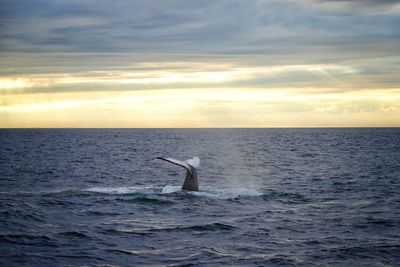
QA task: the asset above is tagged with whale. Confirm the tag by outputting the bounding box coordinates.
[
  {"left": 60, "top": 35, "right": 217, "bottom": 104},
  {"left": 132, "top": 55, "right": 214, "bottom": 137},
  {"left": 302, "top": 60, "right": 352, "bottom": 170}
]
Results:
[{"left": 156, "top": 157, "right": 200, "bottom": 191}]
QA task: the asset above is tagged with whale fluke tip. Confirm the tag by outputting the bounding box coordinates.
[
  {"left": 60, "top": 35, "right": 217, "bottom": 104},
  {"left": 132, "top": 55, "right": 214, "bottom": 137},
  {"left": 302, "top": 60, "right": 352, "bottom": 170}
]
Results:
[{"left": 186, "top": 157, "right": 200, "bottom": 168}]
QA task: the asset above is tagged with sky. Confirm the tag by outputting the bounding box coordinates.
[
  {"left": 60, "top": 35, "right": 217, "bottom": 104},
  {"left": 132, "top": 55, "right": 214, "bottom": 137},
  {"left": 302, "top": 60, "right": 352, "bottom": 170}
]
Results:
[{"left": 1, "top": 0, "right": 400, "bottom": 127}]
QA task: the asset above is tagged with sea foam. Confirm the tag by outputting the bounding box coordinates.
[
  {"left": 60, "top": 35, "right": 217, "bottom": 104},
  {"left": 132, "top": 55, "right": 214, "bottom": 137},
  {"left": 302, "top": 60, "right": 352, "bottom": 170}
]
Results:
[{"left": 86, "top": 185, "right": 262, "bottom": 199}]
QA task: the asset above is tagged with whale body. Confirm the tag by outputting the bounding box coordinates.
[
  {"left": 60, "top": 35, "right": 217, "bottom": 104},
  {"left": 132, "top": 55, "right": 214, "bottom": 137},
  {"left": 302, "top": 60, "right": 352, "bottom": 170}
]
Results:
[{"left": 156, "top": 157, "right": 200, "bottom": 191}]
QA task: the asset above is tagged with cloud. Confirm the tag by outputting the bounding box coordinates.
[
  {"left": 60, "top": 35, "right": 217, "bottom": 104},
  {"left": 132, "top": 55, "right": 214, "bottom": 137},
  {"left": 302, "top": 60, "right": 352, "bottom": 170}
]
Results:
[
  {"left": 304, "top": 0, "right": 400, "bottom": 14},
  {"left": 316, "top": 0, "right": 400, "bottom": 6},
  {"left": 1, "top": 0, "right": 399, "bottom": 54},
  {"left": 0, "top": 0, "right": 399, "bottom": 97}
]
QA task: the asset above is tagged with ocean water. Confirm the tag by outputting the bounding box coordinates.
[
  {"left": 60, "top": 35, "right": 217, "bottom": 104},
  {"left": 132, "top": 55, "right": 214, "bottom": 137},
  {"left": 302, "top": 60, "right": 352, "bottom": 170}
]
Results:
[{"left": 0, "top": 128, "right": 399, "bottom": 266}]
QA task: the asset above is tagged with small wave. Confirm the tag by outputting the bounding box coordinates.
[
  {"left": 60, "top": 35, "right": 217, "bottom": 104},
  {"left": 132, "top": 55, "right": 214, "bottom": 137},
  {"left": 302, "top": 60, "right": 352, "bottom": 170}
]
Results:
[
  {"left": 106, "top": 248, "right": 164, "bottom": 256},
  {"left": 44, "top": 189, "right": 94, "bottom": 197},
  {"left": 100, "top": 222, "right": 236, "bottom": 236},
  {"left": 117, "top": 196, "right": 175, "bottom": 205},
  {"left": 145, "top": 222, "right": 238, "bottom": 233},
  {"left": 324, "top": 243, "right": 400, "bottom": 258},
  {"left": 0, "top": 233, "right": 51, "bottom": 241},
  {"left": 84, "top": 210, "right": 120, "bottom": 216},
  {"left": 262, "top": 190, "right": 311, "bottom": 204},
  {"left": 58, "top": 231, "right": 89, "bottom": 239},
  {"left": 0, "top": 233, "right": 55, "bottom": 246},
  {"left": 86, "top": 185, "right": 263, "bottom": 199},
  {"left": 186, "top": 222, "right": 237, "bottom": 232},
  {"left": 99, "top": 228, "right": 156, "bottom": 237},
  {"left": 1, "top": 209, "right": 46, "bottom": 223}
]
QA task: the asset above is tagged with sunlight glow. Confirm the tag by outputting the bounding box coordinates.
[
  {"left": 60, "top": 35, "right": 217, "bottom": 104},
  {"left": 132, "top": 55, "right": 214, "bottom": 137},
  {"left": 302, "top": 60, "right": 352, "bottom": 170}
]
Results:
[
  {"left": 0, "top": 62, "right": 398, "bottom": 127},
  {"left": 1, "top": 87, "right": 399, "bottom": 127},
  {"left": 0, "top": 63, "right": 357, "bottom": 89},
  {"left": 0, "top": 78, "right": 32, "bottom": 89}
]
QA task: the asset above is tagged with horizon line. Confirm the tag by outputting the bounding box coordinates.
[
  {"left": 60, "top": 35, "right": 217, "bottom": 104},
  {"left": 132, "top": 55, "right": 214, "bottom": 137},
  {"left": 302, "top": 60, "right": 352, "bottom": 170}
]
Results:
[{"left": 1, "top": 127, "right": 399, "bottom": 129}]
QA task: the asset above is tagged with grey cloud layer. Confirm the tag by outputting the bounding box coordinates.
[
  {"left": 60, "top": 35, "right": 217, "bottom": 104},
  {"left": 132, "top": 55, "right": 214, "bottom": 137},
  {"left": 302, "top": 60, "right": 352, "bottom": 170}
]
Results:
[
  {"left": 0, "top": 0, "right": 399, "bottom": 89},
  {"left": 317, "top": 0, "right": 399, "bottom": 4}
]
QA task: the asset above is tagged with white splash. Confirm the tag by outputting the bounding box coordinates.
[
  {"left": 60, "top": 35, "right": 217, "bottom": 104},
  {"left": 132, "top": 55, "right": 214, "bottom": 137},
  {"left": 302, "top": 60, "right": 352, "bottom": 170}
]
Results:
[
  {"left": 87, "top": 186, "right": 156, "bottom": 195},
  {"left": 86, "top": 185, "right": 262, "bottom": 199},
  {"left": 161, "top": 185, "right": 182, "bottom": 194}
]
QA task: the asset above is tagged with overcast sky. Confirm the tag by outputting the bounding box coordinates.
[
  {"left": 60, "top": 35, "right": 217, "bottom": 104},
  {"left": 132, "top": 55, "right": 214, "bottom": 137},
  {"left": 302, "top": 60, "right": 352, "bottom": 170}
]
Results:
[{"left": 1, "top": 0, "right": 400, "bottom": 127}]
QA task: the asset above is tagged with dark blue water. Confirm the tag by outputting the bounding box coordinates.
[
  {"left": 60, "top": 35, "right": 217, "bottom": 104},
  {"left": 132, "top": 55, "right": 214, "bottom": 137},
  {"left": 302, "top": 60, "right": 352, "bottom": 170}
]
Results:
[{"left": 1, "top": 129, "right": 399, "bottom": 266}]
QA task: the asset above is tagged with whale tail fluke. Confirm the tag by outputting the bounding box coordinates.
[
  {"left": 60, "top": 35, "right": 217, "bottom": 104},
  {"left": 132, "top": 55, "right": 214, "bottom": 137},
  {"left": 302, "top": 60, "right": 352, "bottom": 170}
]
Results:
[
  {"left": 156, "top": 157, "right": 190, "bottom": 170},
  {"left": 156, "top": 156, "right": 200, "bottom": 191},
  {"left": 156, "top": 156, "right": 200, "bottom": 170}
]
